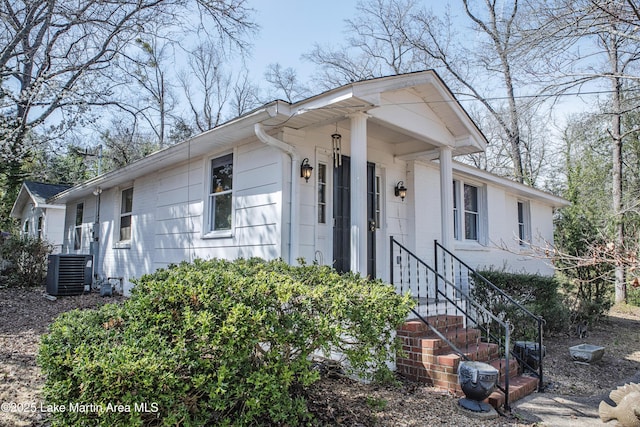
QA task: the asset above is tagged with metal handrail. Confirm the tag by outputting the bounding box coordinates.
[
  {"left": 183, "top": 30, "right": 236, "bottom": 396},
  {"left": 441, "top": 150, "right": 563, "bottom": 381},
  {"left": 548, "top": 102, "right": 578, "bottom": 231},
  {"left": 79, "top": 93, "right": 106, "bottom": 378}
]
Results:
[
  {"left": 434, "top": 240, "right": 544, "bottom": 392},
  {"left": 390, "top": 236, "right": 512, "bottom": 409}
]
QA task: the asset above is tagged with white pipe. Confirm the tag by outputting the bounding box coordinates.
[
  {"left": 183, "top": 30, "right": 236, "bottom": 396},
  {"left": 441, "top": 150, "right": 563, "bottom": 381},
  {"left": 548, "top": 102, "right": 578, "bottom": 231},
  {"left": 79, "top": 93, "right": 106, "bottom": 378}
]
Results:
[{"left": 254, "top": 123, "right": 299, "bottom": 264}]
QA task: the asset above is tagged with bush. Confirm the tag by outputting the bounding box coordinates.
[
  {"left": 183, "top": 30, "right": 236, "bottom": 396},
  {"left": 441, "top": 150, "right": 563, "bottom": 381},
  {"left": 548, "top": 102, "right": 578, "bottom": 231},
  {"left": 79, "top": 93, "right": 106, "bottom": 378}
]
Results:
[
  {"left": 555, "top": 272, "right": 613, "bottom": 326},
  {"left": 38, "top": 258, "right": 413, "bottom": 426},
  {"left": 627, "top": 282, "right": 640, "bottom": 307},
  {"left": 0, "top": 234, "right": 52, "bottom": 288},
  {"left": 472, "top": 269, "right": 570, "bottom": 338}
]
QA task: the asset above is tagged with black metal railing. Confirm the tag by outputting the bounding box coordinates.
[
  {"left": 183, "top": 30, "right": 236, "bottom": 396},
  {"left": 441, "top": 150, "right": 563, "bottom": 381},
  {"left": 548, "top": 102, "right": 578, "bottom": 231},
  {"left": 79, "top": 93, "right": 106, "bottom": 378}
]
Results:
[
  {"left": 434, "top": 240, "right": 544, "bottom": 392},
  {"left": 390, "top": 236, "right": 513, "bottom": 410}
]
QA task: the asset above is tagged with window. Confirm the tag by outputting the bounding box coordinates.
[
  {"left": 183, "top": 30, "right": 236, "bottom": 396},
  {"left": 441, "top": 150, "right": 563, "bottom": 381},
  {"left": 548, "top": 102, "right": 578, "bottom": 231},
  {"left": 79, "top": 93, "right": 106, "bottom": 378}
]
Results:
[
  {"left": 208, "top": 154, "right": 233, "bottom": 232},
  {"left": 453, "top": 181, "right": 459, "bottom": 240},
  {"left": 464, "top": 184, "right": 479, "bottom": 240},
  {"left": 119, "top": 188, "right": 133, "bottom": 241},
  {"left": 74, "top": 203, "right": 83, "bottom": 250},
  {"left": 317, "top": 163, "right": 327, "bottom": 224},
  {"left": 23, "top": 220, "right": 29, "bottom": 234},
  {"left": 37, "top": 216, "right": 43, "bottom": 239},
  {"left": 517, "top": 201, "right": 531, "bottom": 245},
  {"left": 453, "top": 180, "right": 485, "bottom": 242}
]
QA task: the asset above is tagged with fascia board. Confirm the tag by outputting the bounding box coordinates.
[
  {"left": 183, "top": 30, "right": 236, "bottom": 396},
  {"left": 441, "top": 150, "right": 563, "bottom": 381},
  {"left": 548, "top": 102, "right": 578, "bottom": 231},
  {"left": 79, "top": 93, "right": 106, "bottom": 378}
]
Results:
[{"left": 452, "top": 161, "right": 570, "bottom": 208}]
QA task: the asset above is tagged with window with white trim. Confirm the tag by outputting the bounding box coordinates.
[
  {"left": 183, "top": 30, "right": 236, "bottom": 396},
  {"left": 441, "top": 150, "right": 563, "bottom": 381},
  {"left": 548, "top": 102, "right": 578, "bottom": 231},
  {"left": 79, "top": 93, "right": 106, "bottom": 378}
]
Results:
[
  {"left": 517, "top": 200, "right": 531, "bottom": 245},
  {"left": 208, "top": 153, "right": 233, "bottom": 232},
  {"left": 453, "top": 180, "right": 485, "bottom": 242},
  {"left": 317, "top": 163, "right": 327, "bottom": 224},
  {"left": 74, "top": 203, "right": 83, "bottom": 250},
  {"left": 119, "top": 188, "right": 133, "bottom": 242},
  {"left": 37, "top": 216, "right": 43, "bottom": 239}
]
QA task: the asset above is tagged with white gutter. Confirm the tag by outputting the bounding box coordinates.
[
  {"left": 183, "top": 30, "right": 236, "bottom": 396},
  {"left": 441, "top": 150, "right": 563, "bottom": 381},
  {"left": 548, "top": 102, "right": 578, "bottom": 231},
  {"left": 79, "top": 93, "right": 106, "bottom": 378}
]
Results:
[{"left": 254, "top": 123, "right": 299, "bottom": 264}]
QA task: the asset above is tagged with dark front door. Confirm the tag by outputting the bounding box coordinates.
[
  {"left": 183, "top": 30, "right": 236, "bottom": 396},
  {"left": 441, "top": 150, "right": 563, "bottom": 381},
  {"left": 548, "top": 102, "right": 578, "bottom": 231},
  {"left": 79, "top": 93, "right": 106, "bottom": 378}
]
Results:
[
  {"left": 333, "top": 157, "right": 351, "bottom": 274},
  {"left": 366, "top": 162, "right": 376, "bottom": 277},
  {"left": 333, "top": 157, "right": 376, "bottom": 277}
]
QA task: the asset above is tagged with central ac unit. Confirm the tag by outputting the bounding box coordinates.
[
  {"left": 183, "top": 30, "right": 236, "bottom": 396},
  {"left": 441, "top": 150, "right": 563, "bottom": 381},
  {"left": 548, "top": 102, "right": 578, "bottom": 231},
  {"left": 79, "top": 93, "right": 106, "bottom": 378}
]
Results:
[{"left": 46, "top": 254, "right": 93, "bottom": 296}]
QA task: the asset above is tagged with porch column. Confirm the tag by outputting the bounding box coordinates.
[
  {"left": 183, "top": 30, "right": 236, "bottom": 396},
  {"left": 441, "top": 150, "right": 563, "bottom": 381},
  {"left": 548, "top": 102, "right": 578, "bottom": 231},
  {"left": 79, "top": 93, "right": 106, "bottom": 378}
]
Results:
[
  {"left": 439, "top": 146, "right": 454, "bottom": 249},
  {"left": 349, "top": 112, "right": 368, "bottom": 276}
]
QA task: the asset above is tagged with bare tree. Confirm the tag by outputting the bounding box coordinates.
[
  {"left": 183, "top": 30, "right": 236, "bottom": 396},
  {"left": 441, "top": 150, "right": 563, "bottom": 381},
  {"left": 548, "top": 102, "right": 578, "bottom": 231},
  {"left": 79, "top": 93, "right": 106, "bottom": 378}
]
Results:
[
  {"left": 304, "top": 0, "right": 420, "bottom": 90},
  {"left": 304, "top": 0, "right": 548, "bottom": 186},
  {"left": 130, "top": 35, "right": 177, "bottom": 148},
  {"left": 264, "top": 63, "right": 310, "bottom": 103},
  {"left": 0, "top": 0, "right": 255, "bottom": 224},
  {"left": 403, "top": 0, "right": 548, "bottom": 184},
  {"left": 229, "top": 68, "right": 262, "bottom": 117},
  {"left": 179, "top": 42, "right": 232, "bottom": 131},
  {"left": 535, "top": 0, "right": 640, "bottom": 303}
]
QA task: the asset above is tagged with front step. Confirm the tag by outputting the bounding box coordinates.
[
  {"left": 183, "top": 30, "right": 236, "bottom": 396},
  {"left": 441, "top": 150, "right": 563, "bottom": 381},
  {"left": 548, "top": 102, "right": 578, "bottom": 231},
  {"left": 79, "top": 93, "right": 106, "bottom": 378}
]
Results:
[
  {"left": 397, "top": 316, "right": 539, "bottom": 408},
  {"left": 488, "top": 376, "right": 540, "bottom": 407}
]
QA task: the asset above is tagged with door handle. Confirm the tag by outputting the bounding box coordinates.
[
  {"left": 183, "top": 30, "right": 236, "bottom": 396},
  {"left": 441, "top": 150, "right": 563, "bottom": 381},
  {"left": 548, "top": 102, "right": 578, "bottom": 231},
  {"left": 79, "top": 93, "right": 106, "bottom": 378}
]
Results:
[{"left": 368, "top": 220, "right": 376, "bottom": 232}]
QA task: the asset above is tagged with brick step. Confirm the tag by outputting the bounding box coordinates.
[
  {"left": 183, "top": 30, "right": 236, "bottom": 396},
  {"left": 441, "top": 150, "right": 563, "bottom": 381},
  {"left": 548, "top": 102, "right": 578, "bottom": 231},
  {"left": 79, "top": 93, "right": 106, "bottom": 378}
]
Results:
[
  {"left": 487, "top": 375, "right": 540, "bottom": 408},
  {"left": 398, "top": 316, "right": 465, "bottom": 336},
  {"left": 488, "top": 357, "right": 521, "bottom": 381},
  {"left": 419, "top": 329, "right": 482, "bottom": 354},
  {"left": 433, "top": 342, "right": 501, "bottom": 369}
]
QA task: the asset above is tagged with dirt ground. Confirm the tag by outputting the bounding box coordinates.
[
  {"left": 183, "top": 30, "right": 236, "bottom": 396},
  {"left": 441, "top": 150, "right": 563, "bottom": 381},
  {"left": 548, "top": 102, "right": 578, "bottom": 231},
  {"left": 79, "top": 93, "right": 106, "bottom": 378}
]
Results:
[{"left": 0, "top": 286, "right": 638, "bottom": 426}]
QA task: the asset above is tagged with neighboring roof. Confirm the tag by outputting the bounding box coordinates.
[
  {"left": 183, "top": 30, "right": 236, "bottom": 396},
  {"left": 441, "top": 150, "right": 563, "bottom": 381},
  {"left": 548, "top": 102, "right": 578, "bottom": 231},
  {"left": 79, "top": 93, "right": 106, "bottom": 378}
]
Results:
[
  {"left": 24, "top": 181, "right": 71, "bottom": 203},
  {"left": 50, "top": 70, "right": 488, "bottom": 204},
  {"left": 10, "top": 181, "right": 72, "bottom": 218}
]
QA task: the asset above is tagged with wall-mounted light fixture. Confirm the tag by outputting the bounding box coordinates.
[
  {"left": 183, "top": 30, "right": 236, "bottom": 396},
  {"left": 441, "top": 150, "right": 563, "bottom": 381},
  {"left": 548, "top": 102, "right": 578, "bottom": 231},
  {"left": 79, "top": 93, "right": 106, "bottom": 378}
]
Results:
[
  {"left": 300, "top": 158, "right": 313, "bottom": 182},
  {"left": 395, "top": 181, "right": 407, "bottom": 201},
  {"left": 92, "top": 187, "right": 103, "bottom": 196}
]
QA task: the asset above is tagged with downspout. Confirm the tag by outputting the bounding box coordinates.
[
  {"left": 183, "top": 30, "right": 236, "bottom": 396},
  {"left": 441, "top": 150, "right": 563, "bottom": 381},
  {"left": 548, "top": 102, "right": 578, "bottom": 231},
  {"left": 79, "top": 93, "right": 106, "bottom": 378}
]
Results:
[{"left": 254, "top": 123, "right": 299, "bottom": 264}]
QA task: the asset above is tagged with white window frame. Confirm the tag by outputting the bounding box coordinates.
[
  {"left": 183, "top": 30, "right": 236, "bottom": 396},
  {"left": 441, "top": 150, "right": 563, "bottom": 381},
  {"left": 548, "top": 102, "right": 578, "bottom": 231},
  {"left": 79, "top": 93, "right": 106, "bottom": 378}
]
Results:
[
  {"left": 37, "top": 215, "right": 43, "bottom": 240},
  {"left": 204, "top": 152, "right": 234, "bottom": 238},
  {"left": 453, "top": 179, "right": 487, "bottom": 244},
  {"left": 74, "top": 202, "right": 84, "bottom": 250},
  {"left": 119, "top": 187, "right": 134, "bottom": 243},
  {"left": 517, "top": 200, "right": 531, "bottom": 246},
  {"left": 317, "top": 162, "right": 328, "bottom": 224}
]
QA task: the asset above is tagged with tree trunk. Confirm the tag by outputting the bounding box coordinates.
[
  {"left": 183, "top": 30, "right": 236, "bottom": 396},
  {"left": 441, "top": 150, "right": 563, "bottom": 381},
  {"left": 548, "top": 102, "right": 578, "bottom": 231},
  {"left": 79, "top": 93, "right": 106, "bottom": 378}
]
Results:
[{"left": 610, "top": 34, "right": 627, "bottom": 304}]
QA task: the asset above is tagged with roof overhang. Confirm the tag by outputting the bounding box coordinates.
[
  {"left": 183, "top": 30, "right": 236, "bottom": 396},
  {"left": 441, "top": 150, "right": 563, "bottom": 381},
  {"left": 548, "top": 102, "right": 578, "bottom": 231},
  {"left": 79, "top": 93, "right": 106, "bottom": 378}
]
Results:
[
  {"left": 452, "top": 161, "right": 570, "bottom": 208},
  {"left": 49, "top": 106, "right": 283, "bottom": 204},
  {"left": 263, "top": 71, "right": 487, "bottom": 159},
  {"left": 51, "top": 71, "right": 490, "bottom": 204}
]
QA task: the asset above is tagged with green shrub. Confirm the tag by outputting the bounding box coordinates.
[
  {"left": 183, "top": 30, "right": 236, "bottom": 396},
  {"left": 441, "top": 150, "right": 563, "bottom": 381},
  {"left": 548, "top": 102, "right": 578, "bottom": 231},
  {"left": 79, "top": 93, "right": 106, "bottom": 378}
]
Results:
[
  {"left": 472, "top": 269, "right": 570, "bottom": 338},
  {"left": 628, "top": 283, "right": 640, "bottom": 307},
  {"left": 38, "top": 258, "right": 413, "bottom": 426},
  {"left": 0, "top": 234, "right": 52, "bottom": 288},
  {"left": 555, "top": 272, "right": 613, "bottom": 325}
]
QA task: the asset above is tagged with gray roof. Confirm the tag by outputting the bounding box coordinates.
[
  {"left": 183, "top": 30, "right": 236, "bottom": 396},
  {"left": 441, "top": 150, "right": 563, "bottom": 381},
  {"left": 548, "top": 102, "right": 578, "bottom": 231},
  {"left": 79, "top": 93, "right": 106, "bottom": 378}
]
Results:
[{"left": 24, "top": 181, "right": 72, "bottom": 204}]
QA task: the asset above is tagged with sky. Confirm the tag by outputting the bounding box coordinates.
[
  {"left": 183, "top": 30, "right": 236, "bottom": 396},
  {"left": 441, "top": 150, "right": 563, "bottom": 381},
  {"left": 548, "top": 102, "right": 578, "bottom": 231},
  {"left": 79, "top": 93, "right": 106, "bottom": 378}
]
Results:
[{"left": 248, "top": 0, "right": 359, "bottom": 82}]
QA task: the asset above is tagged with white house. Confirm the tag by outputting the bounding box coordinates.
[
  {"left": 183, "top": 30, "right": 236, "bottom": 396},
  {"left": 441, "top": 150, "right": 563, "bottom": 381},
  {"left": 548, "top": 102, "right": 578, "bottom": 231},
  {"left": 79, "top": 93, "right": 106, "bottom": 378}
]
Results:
[
  {"left": 48, "top": 71, "right": 568, "bottom": 295},
  {"left": 11, "top": 181, "right": 71, "bottom": 252}
]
